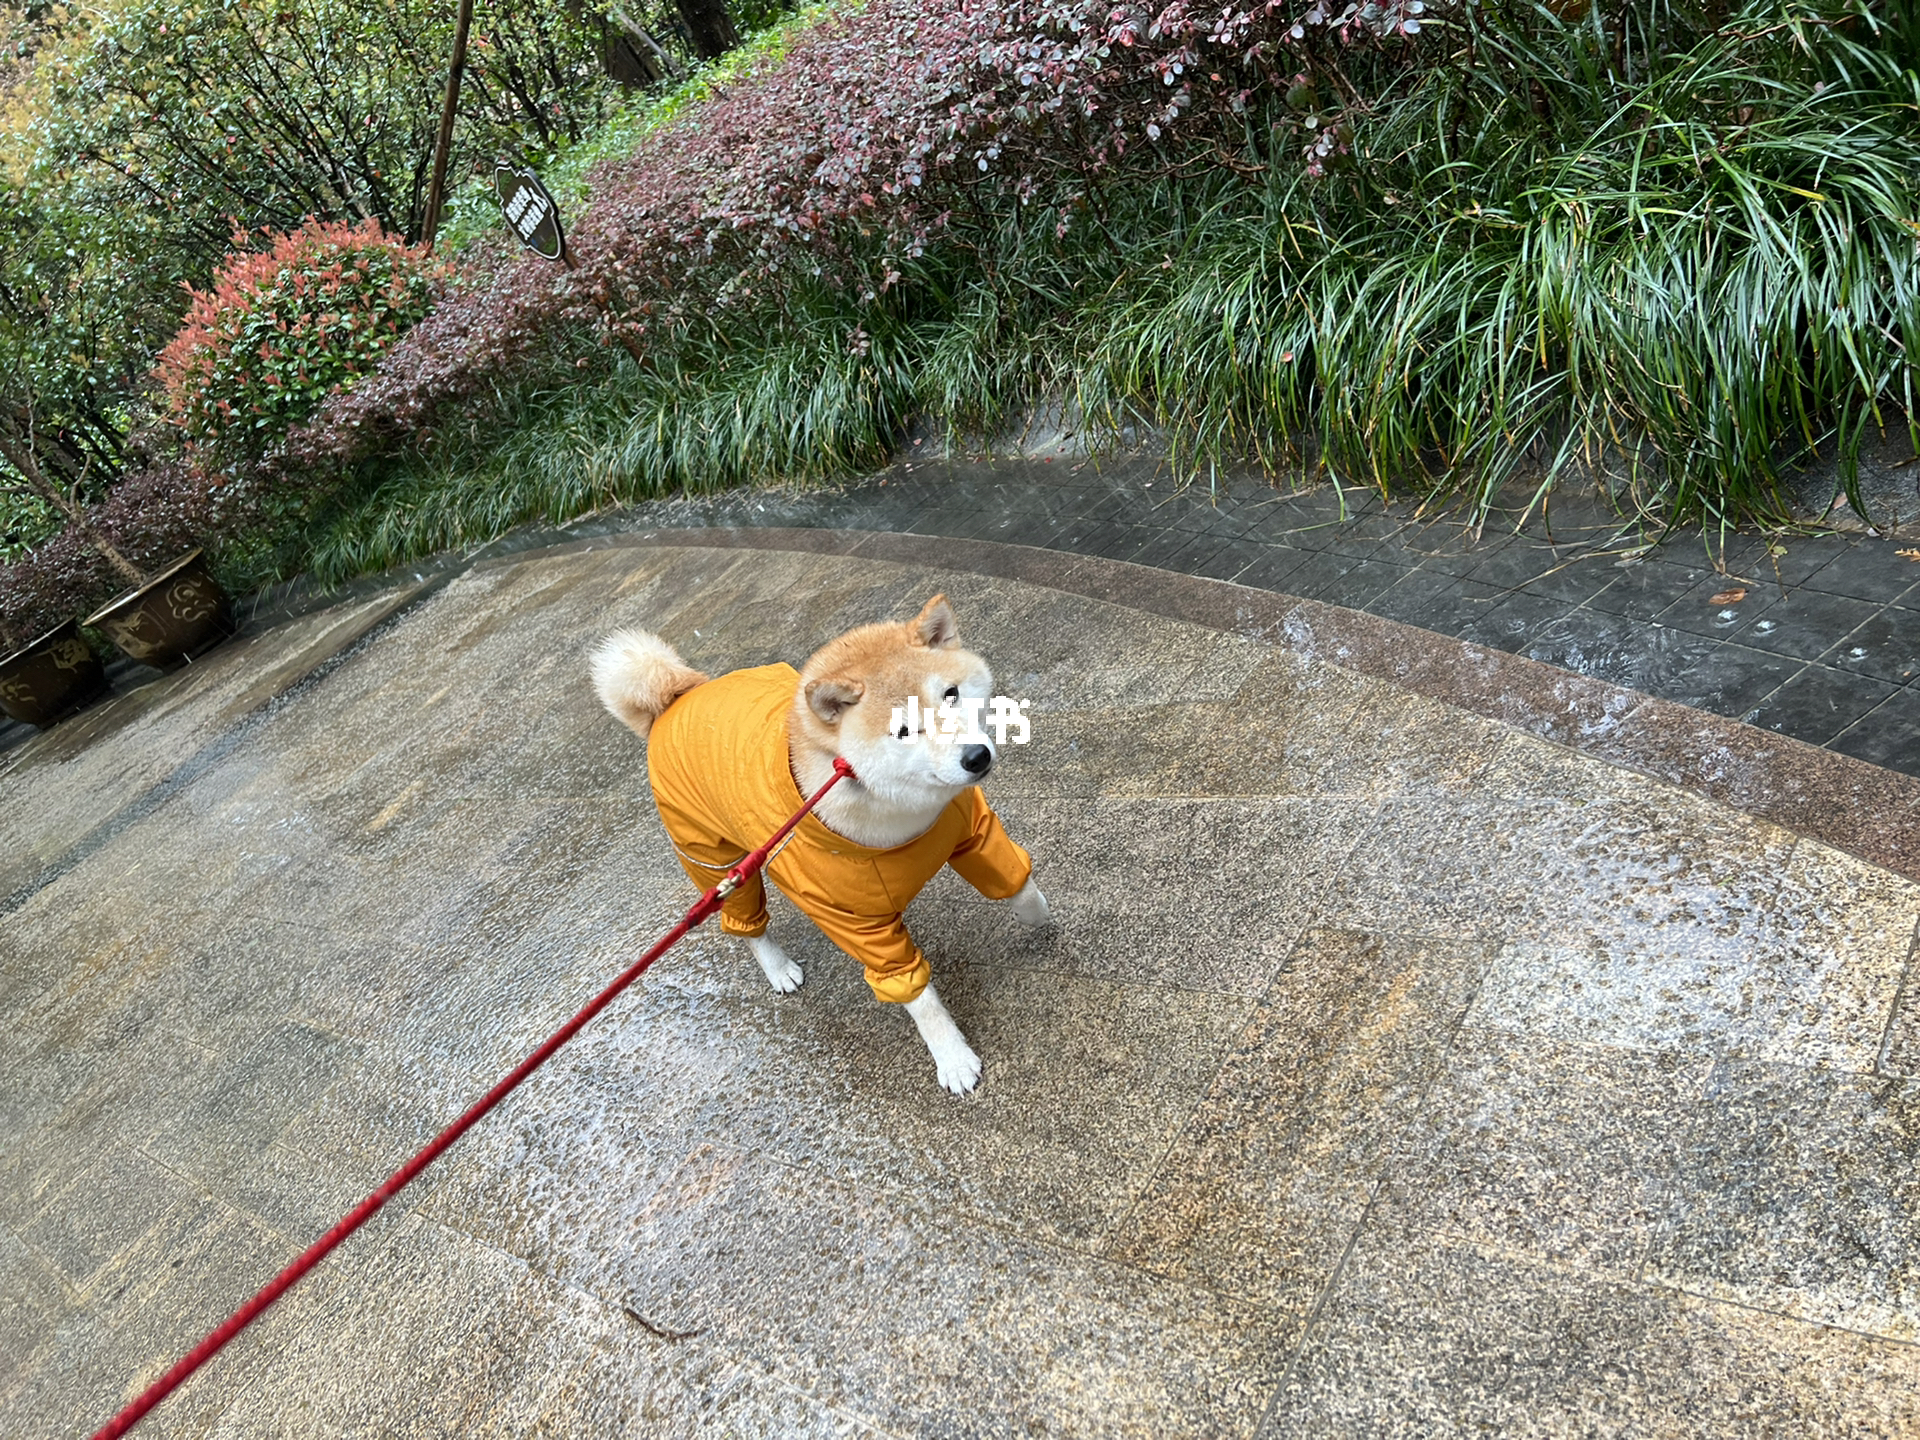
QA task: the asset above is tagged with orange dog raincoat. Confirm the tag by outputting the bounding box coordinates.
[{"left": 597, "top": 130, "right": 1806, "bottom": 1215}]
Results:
[{"left": 648, "top": 664, "right": 1032, "bottom": 1003}]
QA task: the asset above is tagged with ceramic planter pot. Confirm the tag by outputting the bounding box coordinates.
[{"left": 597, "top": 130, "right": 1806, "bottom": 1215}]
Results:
[
  {"left": 86, "top": 550, "right": 234, "bottom": 669},
  {"left": 0, "top": 619, "right": 109, "bottom": 728}
]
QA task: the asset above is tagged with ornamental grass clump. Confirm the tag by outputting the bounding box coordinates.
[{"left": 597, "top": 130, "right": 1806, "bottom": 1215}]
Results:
[
  {"left": 274, "top": 0, "right": 1920, "bottom": 581},
  {"left": 1082, "top": 0, "right": 1920, "bottom": 524},
  {"left": 155, "top": 219, "right": 449, "bottom": 456},
  {"left": 284, "top": 0, "right": 1431, "bottom": 531}
]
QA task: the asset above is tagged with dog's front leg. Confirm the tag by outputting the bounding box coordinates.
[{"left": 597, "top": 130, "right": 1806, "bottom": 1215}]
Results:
[
  {"left": 905, "top": 984, "right": 982, "bottom": 1095},
  {"left": 1006, "top": 875, "right": 1051, "bottom": 927},
  {"left": 748, "top": 934, "right": 804, "bottom": 993}
]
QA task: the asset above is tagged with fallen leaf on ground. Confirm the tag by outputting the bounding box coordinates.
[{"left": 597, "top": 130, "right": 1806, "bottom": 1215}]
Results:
[
  {"left": 1898, "top": 548, "right": 1920, "bottom": 562},
  {"left": 1710, "top": 588, "right": 1748, "bottom": 604}
]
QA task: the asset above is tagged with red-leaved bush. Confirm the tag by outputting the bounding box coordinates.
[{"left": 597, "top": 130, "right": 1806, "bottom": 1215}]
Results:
[
  {"left": 155, "top": 218, "right": 448, "bottom": 453},
  {"left": 2, "top": 220, "right": 446, "bottom": 642},
  {"left": 4, "top": 0, "right": 1426, "bottom": 642},
  {"left": 570, "top": 0, "right": 1429, "bottom": 319},
  {"left": 279, "top": 0, "right": 1429, "bottom": 470}
]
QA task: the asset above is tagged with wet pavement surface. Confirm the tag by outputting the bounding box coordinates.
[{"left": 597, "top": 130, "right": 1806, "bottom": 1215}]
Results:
[
  {"left": 4, "top": 540, "right": 1919, "bottom": 1436},
  {"left": 7, "top": 454, "right": 1916, "bottom": 776},
  {"left": 615, "top": 454, "right": 1920, "bottom": 777}
]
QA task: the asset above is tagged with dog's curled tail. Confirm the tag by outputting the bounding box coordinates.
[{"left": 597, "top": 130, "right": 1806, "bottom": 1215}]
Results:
[{"left": 591, "top": 629, "right": 709, "bottom": 739}]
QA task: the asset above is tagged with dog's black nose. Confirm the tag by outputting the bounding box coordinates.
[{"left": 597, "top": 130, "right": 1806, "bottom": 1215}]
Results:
[{"left": 960, "top": 744, "right": 992, "bottom": 775}]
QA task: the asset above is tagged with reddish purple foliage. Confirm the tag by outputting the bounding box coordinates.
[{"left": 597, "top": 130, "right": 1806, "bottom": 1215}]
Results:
[
  {"left": 271, "top": 238, "right": 556, "bottom": 473},
  {"left": 283, "top": 0, "right": 1428, "bottom": 467},
  {"left": 0, "top": 460, "right": 240, "bottom": 641},
  {"left": 3, "top": 0, "right": 1427, "bottom": 638},
  {"left": 566, "top": 0, "right": 1427, "bottom": 323}
]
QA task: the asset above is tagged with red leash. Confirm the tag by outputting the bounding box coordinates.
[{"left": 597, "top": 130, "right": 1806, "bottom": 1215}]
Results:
[{"left": 93, "top": 757, "right": 856, "bottom": 1440}]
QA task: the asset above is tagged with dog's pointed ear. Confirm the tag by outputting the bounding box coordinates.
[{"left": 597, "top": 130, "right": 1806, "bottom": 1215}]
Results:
[
  {"left": 910, "top": 594, "right": 960, "bottom": 650},
  {"left": 804, "top": 677, "right": 865, "bottom": 725}
]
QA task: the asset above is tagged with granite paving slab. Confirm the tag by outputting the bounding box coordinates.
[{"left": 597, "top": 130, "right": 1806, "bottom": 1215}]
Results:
[
  {"left": 367, "top": 453, "right": 1909, "bottom": 778},
  {"left": 3, "top": 539, "right": 1918, "bottom": 1437},
  {"left": 0, "top": 584, "right": 428, "bottom": 904}
]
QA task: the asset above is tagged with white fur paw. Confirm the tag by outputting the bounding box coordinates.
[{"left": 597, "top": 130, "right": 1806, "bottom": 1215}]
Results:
[
  {"left": 748, "top": 936, "right": 803, "bottom": 994},
  {"left": 930, "top": 1035, "right": 983, "bottom": 1095},
  {"left": 1007, "top": 877, "right": 1052, "bottom": 928},
  {"left": 906, "top": 985, "right": 982, "bottom": 1095}
]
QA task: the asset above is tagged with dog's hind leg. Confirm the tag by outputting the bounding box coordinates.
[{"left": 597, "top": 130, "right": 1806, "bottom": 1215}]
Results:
[
  {"left": 747, "top": 934, "right": 804, "bottom": 994},
  {"left": 905, "top": 984, "right": 982, "bottom": 1095}
]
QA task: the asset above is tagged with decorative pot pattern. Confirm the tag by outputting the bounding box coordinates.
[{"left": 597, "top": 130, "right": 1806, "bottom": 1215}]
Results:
[
  {"left": 97, "top": 607, "right": 163, "bottom": 664},
  {"left": 87, "top": 551, "right": 234, "bottom": 670},
  {"left": 168, "top": 578, "right": 219, "bottom": 624},
  {"left": 0, "top": 620, "right": 109, "bottom": 728}
]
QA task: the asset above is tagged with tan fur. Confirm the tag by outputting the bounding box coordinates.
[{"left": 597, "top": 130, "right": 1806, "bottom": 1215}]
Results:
[
  {"left": 590, "top": 628, "right": 709, "bottom": 739},
  {"left": 791, "top": 595, "right": 959, "bottom": 755},
  {"left": 593, "top": 592, "right": 1047, "bottom": 1094},
  {"left": 787, "top": 595, "right": 987, "bottom": 849}
]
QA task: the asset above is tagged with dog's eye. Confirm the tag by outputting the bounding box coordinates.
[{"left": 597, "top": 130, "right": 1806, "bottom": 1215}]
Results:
[
  {"left": 896, "top": 724, "right": 910, "bottom": 739},
  {"left": 943, "top": 685, "right": 960, "bottom": 703}
]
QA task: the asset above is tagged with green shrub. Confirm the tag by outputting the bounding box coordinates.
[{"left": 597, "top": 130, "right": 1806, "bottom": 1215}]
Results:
[
  {"left": 153, "top": 219, "right": 447, "bottom": 455},
  {"left": 151, "top": 0, "right": 1920, "bottom": 594}
]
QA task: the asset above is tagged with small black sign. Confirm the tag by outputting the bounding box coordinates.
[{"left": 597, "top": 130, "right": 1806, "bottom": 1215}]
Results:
[{"left": 494, "top": 163, "right": 566, "bottom": 262}]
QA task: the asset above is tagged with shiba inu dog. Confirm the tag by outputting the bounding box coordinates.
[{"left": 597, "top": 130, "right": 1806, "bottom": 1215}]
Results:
[{"left": 591, "top": 594, "right": 1050, "bottom": 1094}]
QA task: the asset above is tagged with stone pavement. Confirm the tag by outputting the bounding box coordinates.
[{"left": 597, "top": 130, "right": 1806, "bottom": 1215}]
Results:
[
  {"left": 615, "top": 453, "right": 1920, "bottom": 777},
  {"left": 8, "top": 453, "right": 1917, "bottom": 777},
  {"left": 3, "top": 536, "right": 1919, "bottom": 1437}
]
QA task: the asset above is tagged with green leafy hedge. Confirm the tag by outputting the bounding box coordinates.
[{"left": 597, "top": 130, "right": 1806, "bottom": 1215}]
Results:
[{"left": 153, "top": 219, "right": 447, "bottom": 455}]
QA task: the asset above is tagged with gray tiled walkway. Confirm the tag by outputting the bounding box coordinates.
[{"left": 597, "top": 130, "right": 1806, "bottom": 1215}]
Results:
[
  {"left": 613, "top": 454, "right": 1919, "bottom": 776},
  {"left": 7, "top": 455, "right": 1916, "bottom": 778},
  {"left": 3, "top": 541, "right": 1918, "bottom": 1436}
]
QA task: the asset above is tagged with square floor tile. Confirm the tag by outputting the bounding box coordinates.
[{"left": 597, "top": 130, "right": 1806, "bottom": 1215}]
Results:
[
  {"left": 1457, "top": 590, "right": 1581, "bottom": 654},
  {"left": 16, "top": 1146, "right": 198, "bottom": 1291},
  {"left": 614, "top": 1151, "right": 1301, "bottom": 1439},
  {"left": 1650, "top": 1062, "right": 1920, "bottom": 1342},
  {"left": 1748, "top": 665, "right": 1902, "bottom": 746},
  {"left": 1713, "top": 533, "right": 1853, "bottom": 588},
  {"left": 1620, "top": 637, "right": 1799, "bottom": 720},
  {"left": 1386, "top": 1030, "right": 1713, "bottom": 1274},
  {"left": 1373, "top": 524, "right": 1515, "bottom": 579},
  {"left": 1830, "top": 684, "right": 1920, "bottom": 776},
  {"left": 1264, "top": 1222, "right": 1920, "bottom": 1439},
  {"left": 1470, "top": 835, "right": 1917, "bottom": 1070},
  {"left": 1463, "top": 543, "right": 1621, "bottom": 606},
  {"left": 1226, "top": 545, "right": 1314, "bottom": 593},
  {"left": 1126, "top": 525, "right": 1210, "bottom": 570},
  {"left": 1717, "top": 588, "right": 1886, "bottom": 661},
  {"left": 1829, "top": 605, "right": 1920, "bottom": 687},
  {"left": 1314, "top": 556, "right": 1413, "bottom": 611},
  {"left": 1510, "top": 612, "right": 1773, "bottom": 712},
  {"left": 1363, "top": 570, "right": 1505, "bottom": 637},
  {"left": 1801, "top": 545, "right": 1920, "bottom": 604},
  {"left": 1260, "top": 548, "right": 1371, "bottom": 600},
  {"left": 1106, "top": 928, "right": 1494, "bottom": 1312},
  {"left": 1045, "top": 518, "right": 1136, "bottom": 557},
  {"left": 1316, "top": 513, "right": 1400, "bottom": 560},
  {"left": 1584, "top": 555, "right": 1719, "bottom": 621},
  {"left": 1183, "top": 537, "right": 1268, "bottom": 582},
  {"left": 1650, "top": 571, "right": 1784, "bottom": 641}
]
